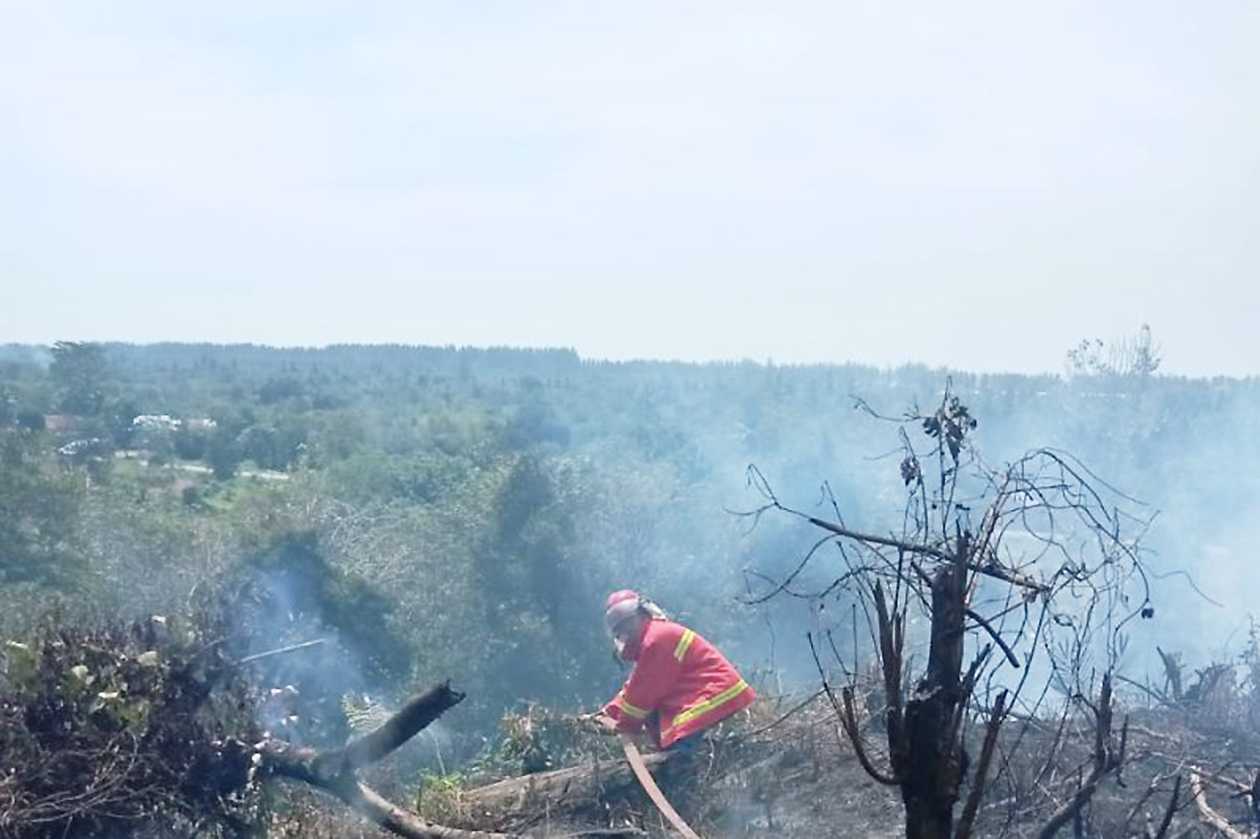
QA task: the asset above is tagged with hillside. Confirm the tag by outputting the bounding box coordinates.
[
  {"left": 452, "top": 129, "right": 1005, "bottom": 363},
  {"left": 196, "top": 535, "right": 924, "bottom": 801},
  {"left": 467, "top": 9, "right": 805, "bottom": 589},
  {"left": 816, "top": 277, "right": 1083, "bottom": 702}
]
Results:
[{"left": 3, "top": 341, "right": 1259, "bottom": 837}]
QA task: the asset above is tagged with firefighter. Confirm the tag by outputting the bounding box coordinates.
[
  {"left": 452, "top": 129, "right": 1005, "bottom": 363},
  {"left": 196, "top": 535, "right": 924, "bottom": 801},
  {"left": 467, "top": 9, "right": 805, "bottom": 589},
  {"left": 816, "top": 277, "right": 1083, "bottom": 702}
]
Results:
[{"left": 587, "top": 589, "right": 755, "bottom": 751}]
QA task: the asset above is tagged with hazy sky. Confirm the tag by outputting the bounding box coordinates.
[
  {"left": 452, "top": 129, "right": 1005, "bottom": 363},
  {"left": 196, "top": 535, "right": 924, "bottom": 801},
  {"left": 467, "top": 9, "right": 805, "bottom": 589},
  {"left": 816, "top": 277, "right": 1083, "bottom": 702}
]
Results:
[{"left": 3, "top": 2, "right": 1257, "bottom": 376}]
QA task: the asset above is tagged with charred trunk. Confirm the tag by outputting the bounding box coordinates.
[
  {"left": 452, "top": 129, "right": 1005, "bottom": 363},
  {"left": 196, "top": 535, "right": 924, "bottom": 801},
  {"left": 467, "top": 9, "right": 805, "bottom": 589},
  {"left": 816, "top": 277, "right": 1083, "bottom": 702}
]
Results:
[{"left": 899, "top": 543, "right": 967, "bottom": 839}]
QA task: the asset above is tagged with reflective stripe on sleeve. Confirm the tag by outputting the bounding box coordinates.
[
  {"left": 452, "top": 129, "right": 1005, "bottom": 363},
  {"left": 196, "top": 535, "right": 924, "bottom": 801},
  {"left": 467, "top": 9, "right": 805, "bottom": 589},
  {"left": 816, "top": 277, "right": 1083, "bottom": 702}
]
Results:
[
  {"left": 617, "top": 693, "right": 650, "bottom": 720},
  {"left": 673, "top": 629, "right": 696, "bottom": 662},
  {"left": 671, "top": 680, "right": 749, "bottom": 729}
]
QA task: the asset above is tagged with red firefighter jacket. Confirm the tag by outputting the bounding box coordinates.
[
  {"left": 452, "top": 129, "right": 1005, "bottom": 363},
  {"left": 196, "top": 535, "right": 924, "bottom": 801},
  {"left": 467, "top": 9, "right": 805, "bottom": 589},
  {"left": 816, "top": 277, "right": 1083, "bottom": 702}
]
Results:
[{"left": 601, "top": 618, "right": 754, "bottom": 748}]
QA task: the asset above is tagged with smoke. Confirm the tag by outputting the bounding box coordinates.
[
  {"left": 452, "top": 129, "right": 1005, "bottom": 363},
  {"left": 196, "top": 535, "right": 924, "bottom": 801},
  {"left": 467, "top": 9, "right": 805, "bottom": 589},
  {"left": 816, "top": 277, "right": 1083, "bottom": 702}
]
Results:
[
  {"left": 236, "top": 568, "right": 366, "bottom": 747},
  {"left": 703, "top": 374, "right": 1260, "bottom": 694}
]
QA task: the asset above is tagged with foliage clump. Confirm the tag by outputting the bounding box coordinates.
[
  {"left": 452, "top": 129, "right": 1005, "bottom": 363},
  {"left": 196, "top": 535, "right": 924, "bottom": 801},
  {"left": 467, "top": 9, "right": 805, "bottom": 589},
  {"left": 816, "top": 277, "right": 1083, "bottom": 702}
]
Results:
[{"left": 0, "top": 605, "right": 262, "bottom": 838}]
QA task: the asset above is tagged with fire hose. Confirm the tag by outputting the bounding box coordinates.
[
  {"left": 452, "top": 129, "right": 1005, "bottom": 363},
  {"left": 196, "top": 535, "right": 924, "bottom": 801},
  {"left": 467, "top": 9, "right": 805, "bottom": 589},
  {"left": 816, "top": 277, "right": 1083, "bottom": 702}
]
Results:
[{"left": 619, "top": 734, "right": 702, "bottom": 839}]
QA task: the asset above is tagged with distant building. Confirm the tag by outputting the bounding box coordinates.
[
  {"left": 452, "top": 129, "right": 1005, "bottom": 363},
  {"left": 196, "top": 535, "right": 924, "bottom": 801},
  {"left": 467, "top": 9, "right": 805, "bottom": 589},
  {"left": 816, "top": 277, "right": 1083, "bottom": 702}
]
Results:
[
  {"left": 132, "top": 414, "right": 181, "bottom": 432},
  {"left": 57, "top": 437, "right": 110, "bottom": 461},
  {"left": 129, "top": 415, "right": 217, "bottom": 432}
]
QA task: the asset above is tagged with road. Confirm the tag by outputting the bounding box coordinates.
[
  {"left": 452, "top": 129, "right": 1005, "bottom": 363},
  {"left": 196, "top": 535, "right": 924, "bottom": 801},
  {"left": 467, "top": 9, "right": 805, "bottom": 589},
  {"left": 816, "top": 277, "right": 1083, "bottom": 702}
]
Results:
[{"left": 113, "top": 450, "right": 290, "bottom": 481}]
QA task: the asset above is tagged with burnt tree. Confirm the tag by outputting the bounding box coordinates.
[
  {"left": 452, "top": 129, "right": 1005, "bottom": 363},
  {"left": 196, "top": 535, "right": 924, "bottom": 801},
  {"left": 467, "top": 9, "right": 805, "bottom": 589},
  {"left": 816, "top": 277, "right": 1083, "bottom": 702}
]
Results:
[{"left": 744, "top": 387, "right": 1154, "bottom": 839}]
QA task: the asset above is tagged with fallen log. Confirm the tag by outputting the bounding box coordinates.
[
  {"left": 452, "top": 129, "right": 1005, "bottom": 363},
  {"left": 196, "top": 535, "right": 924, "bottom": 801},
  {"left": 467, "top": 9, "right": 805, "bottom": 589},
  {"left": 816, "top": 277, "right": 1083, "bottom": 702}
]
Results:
[
  {"left": 461, "top": 748, "right": 677, "bottom": 822},
  {"left": 457, "top": 727, "right": 781, "bottom": 830},
  {"left": 259, "top": 681, "right": 519, "bottom": 839},
  {"left": 1188, "top": 769, "right": 1248, "bottom": 839}
]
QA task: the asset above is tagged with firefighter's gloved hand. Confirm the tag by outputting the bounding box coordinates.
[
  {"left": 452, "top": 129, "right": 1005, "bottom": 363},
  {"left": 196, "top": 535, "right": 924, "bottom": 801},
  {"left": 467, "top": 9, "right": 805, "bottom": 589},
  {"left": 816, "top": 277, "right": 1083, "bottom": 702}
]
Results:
[{"left": 577, "top": 713, "right": 618, "bottom": 735}]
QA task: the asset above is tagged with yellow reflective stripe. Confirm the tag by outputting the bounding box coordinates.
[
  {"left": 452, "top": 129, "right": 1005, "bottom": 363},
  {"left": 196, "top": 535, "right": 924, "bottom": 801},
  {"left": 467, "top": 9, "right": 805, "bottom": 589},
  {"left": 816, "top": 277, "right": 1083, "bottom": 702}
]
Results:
[
  {"left": 671, "top": 680, "right": 749, "bottom": 729},
  {"left": 673, "top": 629, "right": 696, "bottom": 663},
  {"left": 617, "top": 693, "right": 650, "bottom": 720}
]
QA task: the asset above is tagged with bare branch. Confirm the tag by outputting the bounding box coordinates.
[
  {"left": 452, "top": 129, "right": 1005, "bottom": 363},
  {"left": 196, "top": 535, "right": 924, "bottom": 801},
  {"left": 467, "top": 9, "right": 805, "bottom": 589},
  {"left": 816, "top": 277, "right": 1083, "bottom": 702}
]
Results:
[
  {"left": 956, "top": 689, "right": 1008, "bottom": 839},
  {"left": 1035, "top": 675, "right": 1125, "bottom": 839},
  {"left": 964, "top": 608, "right": 1021, "bottom": 669},
  {"left": 839, "top": 687, "right": 902, "bottom": 787},
  {"left": 802, "top": 514, "right": 1047, "bottom": 592},
  {"left": 1151, "top": 774, "right": 1181, "bottom": 839}
]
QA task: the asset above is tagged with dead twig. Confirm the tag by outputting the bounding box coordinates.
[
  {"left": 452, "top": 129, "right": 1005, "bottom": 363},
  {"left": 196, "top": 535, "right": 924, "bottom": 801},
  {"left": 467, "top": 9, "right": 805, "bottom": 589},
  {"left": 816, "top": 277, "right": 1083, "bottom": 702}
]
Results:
[{"left": 237, "top": 638, "right": 327, "bottom": 665}]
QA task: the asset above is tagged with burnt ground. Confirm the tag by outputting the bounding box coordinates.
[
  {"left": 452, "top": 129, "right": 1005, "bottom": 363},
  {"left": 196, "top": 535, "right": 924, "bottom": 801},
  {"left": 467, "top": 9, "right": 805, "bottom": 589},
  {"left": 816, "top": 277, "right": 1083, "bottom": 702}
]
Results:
[{"left": 263, "top": 688, "right": 1260, "bottom": 839}]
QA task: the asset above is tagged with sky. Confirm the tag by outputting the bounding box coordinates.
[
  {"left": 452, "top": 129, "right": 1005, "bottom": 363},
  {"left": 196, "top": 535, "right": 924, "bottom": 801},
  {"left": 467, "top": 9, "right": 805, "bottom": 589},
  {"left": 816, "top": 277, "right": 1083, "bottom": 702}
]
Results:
[{"left": 2, "top": 2, "right": 1257, "bottom": 377}]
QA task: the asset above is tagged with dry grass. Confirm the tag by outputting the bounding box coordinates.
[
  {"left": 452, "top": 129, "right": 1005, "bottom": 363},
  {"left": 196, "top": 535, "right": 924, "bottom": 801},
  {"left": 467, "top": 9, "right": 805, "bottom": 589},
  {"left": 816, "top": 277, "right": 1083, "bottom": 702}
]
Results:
[{"left": 256, "top": 677, "right": 1260, "bottom": 838}]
